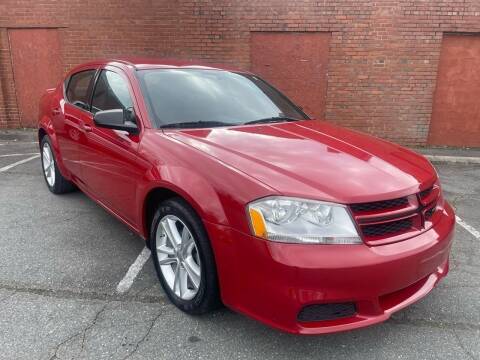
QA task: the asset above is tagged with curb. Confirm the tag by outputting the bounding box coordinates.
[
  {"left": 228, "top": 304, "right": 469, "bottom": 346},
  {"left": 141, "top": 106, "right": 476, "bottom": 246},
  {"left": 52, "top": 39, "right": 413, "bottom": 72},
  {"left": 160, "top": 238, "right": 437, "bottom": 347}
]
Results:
[
  {"left": 424, "top": 155, "right": 480, "bottom": 165},
  {"left": 2, "top": 130, "right": 479, "bottom": 165},
  {"left": 0, "top": 130, "right": 37, "bottom": 142}
]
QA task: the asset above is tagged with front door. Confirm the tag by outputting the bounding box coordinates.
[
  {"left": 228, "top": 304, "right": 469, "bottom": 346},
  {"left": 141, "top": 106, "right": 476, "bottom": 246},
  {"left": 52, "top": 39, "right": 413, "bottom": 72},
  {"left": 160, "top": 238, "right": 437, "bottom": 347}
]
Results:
[
  {"left": 78, "top": 68, "right": 143, "bottom": 226},
  {"left": 57, "top": 68, "right": 97, "bottom": 179}
]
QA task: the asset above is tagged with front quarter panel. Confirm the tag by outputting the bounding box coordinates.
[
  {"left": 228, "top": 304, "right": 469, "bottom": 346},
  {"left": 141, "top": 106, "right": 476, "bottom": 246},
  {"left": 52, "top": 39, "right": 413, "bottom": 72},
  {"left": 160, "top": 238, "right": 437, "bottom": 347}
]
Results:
[
  {"left": 136, "top": 130, "right": 279, "bottom": 306},
  {"left": 137, "top": 130, "right": 278, "bottom": 236}
]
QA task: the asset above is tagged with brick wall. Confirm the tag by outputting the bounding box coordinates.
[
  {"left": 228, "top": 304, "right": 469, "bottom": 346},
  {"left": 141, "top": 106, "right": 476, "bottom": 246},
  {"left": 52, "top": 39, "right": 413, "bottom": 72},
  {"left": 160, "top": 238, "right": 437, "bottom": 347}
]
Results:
[
  {"left": 1, "top": 0, "right": 479, "bottom": 145},
  {"left": 0, "top": 29, "right": 20, "bottom": 128}
]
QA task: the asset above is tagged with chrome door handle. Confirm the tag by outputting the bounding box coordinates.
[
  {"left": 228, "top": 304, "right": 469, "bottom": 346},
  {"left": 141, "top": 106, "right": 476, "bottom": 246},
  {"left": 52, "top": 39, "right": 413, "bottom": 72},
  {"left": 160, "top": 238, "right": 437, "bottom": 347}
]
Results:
[{"left": 83, "top": 124, "right": 93, "bottom": 132}]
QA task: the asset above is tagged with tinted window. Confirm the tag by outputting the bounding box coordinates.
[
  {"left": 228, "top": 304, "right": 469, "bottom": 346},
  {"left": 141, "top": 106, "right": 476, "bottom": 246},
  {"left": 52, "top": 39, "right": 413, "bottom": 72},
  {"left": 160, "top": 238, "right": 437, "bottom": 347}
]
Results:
[
  {"left": 137, "top": 69, "right": 307, "bottom": 128},
  {"left": 91, "top": 70, "right": 133, "bottom": 114},
  {"left": 66, "top": 70, "right": 96, "bottom": 108}
]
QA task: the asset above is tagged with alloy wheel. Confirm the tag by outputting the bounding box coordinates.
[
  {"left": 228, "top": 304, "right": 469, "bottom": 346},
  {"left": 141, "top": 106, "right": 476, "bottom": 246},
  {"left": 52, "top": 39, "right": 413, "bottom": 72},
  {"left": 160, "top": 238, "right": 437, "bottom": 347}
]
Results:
[
  {"left": 155, "top": 215, "right": 201, "bottom": 300},
  {"left": 42, "top": 142, "right": 55, "bottom": 187}
]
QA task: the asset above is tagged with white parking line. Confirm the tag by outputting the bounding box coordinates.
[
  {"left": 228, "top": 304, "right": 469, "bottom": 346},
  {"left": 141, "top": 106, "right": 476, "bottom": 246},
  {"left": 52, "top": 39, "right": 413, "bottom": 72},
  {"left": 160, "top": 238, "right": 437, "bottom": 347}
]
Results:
[
  {"left": 456, "top": 216, "right": 480, "bottom": 240},
  {"left": 116, "top": 247, "right": 151, "bottom": 294},
  {"left": 0, "top": 141, "right": 37, "bottom": 146},
  {"left": 0, "top": 154, "right": 40, "bottom": 173},
  {"left": 0, "top": 152, "right": 39, "bottom": 158}
]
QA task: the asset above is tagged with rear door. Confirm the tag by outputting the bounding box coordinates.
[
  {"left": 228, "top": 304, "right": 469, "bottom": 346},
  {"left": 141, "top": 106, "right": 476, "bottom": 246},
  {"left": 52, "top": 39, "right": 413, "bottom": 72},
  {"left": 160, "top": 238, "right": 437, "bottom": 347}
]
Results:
[
  {"left": 55, "top": 68, "right": 97, "bottom": 179},
  {"left": 78, "top": 67, "right": 143, "bottom": 226}
]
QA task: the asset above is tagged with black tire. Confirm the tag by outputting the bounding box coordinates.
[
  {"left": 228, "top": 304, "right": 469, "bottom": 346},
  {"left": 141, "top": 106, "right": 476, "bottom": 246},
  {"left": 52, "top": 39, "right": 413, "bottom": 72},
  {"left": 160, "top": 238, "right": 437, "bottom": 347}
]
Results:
[
  {"left": 150, "top": 197, "right": 221, "bottom": 314},
  {"left": 40, "top": 136, "right": 76, "bottom": 194}
]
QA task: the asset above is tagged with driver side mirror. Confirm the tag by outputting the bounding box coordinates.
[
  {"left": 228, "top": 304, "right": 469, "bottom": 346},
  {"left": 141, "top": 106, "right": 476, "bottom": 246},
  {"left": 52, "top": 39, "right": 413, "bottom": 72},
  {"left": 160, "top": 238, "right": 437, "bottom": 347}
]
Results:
[{"left": 93, "top": 108, "right": 139, "bottom": 134}]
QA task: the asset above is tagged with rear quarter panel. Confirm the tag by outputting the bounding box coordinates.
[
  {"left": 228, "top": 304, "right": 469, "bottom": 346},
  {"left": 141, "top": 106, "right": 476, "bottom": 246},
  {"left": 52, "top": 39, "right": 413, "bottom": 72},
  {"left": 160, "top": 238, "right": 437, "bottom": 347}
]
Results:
[{"left": 38, "top": 84, "right": 72, "bottom": 179}]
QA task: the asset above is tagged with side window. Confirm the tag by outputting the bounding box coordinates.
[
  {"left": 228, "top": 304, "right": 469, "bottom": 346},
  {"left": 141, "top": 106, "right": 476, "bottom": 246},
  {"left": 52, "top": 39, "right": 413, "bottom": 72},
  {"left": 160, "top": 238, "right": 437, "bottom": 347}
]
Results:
[
  {"left": 66, "top": 70, "right": 96, "bottom": 109},
  {"left": 91, "top": 70, "right": 133, "bottom": 114}
]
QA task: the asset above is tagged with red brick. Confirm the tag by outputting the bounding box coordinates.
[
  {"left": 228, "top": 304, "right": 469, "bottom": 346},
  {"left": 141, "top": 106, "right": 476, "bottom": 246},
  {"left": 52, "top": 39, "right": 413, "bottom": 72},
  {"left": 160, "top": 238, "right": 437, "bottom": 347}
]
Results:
[{"left": 0, "top": 0, "right": 479, "bottom": 145}]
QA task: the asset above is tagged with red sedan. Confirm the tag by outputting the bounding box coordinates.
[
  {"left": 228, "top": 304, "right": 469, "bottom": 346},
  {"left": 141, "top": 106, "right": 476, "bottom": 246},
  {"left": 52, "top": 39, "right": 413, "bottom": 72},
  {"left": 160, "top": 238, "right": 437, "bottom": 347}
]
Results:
[{"left": 38, "top": 58, "right": 455, "bottom": 334}]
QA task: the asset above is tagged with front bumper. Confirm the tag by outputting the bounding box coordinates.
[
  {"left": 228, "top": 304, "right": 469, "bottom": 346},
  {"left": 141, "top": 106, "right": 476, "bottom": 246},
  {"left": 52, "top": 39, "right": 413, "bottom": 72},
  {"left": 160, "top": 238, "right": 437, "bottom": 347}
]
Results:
[{"left": 206, "top": 202, "right": 455, "bottom": 334}]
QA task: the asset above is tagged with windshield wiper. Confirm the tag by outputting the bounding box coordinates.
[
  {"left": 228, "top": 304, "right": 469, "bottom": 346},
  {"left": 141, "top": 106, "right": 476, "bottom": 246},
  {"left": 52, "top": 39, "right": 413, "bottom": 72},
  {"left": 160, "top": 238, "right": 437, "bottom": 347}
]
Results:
[
  {"left": 160, "top": 121, "right": 232, "bottom": 129},
  {"left": 243, "top": 116, "right": 300, "bottom": 125}
]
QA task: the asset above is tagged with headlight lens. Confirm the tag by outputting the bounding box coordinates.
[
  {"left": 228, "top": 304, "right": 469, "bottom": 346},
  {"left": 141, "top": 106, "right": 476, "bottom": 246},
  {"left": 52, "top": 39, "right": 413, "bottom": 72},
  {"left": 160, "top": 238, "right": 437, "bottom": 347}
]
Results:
[{"left": 247, "top": 197, "right": 361, "bottom": 244}]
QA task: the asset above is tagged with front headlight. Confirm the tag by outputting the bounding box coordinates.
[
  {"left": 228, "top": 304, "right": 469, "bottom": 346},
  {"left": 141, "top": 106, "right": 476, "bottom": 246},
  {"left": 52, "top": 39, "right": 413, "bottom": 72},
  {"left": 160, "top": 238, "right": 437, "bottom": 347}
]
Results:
[{"left": 247, "top": 196, "right": 362, "bottom": 244}]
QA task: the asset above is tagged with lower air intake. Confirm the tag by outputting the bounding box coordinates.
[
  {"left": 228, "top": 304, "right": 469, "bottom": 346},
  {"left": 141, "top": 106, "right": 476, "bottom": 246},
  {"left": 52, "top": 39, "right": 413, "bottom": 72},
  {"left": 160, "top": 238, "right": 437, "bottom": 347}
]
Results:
[{"left": 297, "top": 303, "right": 356, "bottom": 322}]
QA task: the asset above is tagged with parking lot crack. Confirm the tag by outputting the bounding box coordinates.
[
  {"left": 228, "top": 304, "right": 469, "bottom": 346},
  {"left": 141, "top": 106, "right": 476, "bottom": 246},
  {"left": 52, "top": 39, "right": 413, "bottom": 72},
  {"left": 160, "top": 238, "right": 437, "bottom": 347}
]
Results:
[
  {"left": 48, "top": 332, "right": 82, "bottom": 360},
  {"left": 121, "top": 311, "right": 163, "bottom": 360},
  {"left": 48, "top": 303, "right": 109, "bottom": 360},
  {"left": 79, "top": 303, "right": 109, "bottom": 353},
  {"left": 0, "top": 282, "right": 168, "bottom": 305},
  {"left": 452, "top": 328, "right": 477, "bottom": 360}
]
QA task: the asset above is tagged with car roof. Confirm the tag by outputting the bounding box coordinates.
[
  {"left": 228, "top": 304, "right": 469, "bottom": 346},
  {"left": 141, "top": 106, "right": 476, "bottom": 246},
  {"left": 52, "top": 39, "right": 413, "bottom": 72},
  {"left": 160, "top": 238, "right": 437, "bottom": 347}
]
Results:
[{"left": 74, "top": 57, "right": 250, "bottom": 74}]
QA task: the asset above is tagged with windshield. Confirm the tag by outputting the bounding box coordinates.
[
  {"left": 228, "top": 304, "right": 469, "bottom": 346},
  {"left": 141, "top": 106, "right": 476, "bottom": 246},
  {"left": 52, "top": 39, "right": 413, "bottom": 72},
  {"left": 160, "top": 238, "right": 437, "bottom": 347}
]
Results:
[{"left": 136, "top": 69, "right": 308, "bottom": 128}]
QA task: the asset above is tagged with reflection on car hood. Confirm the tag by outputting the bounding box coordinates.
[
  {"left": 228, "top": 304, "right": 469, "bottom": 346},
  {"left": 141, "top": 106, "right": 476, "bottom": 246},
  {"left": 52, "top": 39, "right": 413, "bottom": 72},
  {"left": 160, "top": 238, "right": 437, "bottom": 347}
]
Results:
[{"left": 165, "top": 120, "right": 437, "bottom": 204}]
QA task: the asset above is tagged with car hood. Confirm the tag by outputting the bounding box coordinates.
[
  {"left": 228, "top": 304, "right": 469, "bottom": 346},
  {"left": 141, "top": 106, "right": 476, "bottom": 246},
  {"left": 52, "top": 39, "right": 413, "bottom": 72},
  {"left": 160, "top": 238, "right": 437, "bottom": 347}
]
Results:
[{"left": 164, "top": 120, "right": 437, "bottom": 204}]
